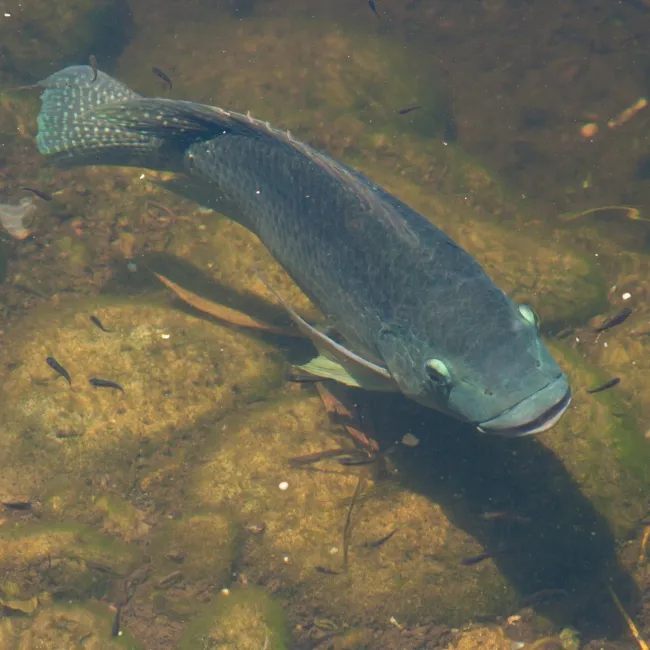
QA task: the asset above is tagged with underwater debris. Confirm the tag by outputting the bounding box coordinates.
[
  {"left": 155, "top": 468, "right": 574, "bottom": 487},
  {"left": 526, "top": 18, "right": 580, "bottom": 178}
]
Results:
[
  {"left": 608, "top": 586, "right": 648, "bottom": 650},
  {"left": 608, "top": 97, "right": 648, "bottom": 129},
  {"left": 580, "top": 122, "right": 598, "bottom": 138},
  {"left": 0, "top": 197, "right": 37, "bottom": 239},
  {"left": 154, "top": 272, "right": 298, "bottom": 337},
  {"left": 560, "top": 205, "right": 646, "bottom": 223}
]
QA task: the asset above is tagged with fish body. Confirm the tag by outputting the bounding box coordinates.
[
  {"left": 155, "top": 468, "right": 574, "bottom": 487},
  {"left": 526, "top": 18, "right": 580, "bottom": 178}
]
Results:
[
  {"left": 151, "top": 66, "right": 172, "bottom": 90},
  {"left": 593, "top": 307, "right": 632, "bottom": 333},
  {"left": 89, "top": 377, "right": 125, "bottom": 393},
  {"left": 33, "top": 66, "right": 571, "bottom": 435},
  {"left": 90, "top": 314, "right": 111, "bottom": 332},
  {"left": 46, "top": 356, "right": 71, "bottom": 386}
]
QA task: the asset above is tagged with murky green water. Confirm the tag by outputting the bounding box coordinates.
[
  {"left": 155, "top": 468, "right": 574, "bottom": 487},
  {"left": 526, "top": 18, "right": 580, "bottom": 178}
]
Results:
[{"left": 1, "top": 0, "right": 650, "bottom": 648}]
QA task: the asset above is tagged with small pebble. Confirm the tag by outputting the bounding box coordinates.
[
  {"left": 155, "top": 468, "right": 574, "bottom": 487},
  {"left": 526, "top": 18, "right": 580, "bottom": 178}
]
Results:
[
  {"left": 401, "top": 432, "right": 420, "bottom": 447},
  {"left": 580, "top": 122, "right": 598, "bottom": 138}
]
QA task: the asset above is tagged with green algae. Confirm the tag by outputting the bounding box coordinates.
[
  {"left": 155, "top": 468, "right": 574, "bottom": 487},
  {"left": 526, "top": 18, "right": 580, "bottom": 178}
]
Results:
[
  {"left": 543, "top": 341, "right": 650, "bottom": 538},
  {"left": 177, "top": 586, "right": 289, "bottom": 650}
]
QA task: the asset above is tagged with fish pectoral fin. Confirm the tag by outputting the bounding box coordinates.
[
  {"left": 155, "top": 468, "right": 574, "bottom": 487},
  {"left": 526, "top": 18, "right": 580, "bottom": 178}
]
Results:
[
  {"left": 258, "top": 273, "right": 396, "bottom": 386},
  {"left": 295, "top": 354, "right": 398, "bottom": 391}
]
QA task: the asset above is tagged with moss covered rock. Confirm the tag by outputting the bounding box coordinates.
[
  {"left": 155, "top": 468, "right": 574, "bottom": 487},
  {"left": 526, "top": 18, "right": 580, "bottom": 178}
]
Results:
[{"left": 178, "top": 586, "right": 289, "bottom": 650}]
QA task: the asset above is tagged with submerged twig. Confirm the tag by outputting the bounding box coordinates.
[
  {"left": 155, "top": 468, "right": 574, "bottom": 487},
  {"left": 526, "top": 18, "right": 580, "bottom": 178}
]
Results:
[
  {"left": 608, "top": 585, "right": 649, "bottom": 650},
  {"left": 343, "top": 473, "right": 365, "bottom": 570}
]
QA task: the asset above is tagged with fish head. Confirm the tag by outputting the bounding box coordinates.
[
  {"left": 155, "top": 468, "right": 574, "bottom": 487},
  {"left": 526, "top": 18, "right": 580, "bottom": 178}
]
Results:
[{"left": 376, "top": 303, "right": 571, "bottom": 436}]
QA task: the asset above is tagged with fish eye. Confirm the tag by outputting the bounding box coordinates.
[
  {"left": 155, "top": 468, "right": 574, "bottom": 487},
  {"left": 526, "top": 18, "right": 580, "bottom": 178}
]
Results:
[
  {"left": 518, "top": 304, "right": 539, "bottom": 327},
  {"left": 425, "top": 358, "right": 451, "bottom": 386}
]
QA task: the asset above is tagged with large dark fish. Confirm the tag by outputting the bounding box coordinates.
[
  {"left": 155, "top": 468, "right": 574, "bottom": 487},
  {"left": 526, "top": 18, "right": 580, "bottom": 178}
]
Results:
[{"left": 32, "top": 66, "right": 571, "bottom": 435}]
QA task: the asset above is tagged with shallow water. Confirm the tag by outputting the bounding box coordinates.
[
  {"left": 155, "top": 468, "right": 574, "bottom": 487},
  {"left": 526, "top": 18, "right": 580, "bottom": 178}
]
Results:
[{"left": 1, "top": 0, "right": 650, "bottom": 648}]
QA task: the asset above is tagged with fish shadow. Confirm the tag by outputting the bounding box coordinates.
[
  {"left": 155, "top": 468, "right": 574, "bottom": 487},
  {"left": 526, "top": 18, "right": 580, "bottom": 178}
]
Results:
[
  {"left": 359, "top": 390, "right": 638, "bottom": 641},
  {"left": 106, "top": 257, "right": 637, "bottom": 640}
]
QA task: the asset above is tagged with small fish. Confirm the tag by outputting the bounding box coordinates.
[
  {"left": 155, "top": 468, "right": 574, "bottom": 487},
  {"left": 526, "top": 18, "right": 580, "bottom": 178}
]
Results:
[
  {"left": 111, "top": 605, "right": 122, "bottom": 637},
  {"left": 46, "top": 356, "right": 71, "bottom": 386},
  {"left": 460, "top": 551, "right": 493, "bottom": 566},
  {"left": 152, "top": 66, "right": 172, "bottom": 90},
  {"left": 480, "top": 511, "right": 531, "bottom": 523},
  {"left": 89, "top": 55, "right": 98, "bottom": 82},
  {"left": 397, "top": 105, "right": 423, "bottom": 115},
  {"left": 521, "top": 588, "right": 568, "bottom": 607},
  {"left": 368, "top": 0, "right": 378, "bottom": 16},
  {"left": 593, "top": 308, "right": 633, "bottom": 333},
  {"left": 365, "top": 528, "right": 398, "bottom": 548},
  {"left": 89, "top": 377, "right": 125, "bottom": 393},
  {"left": 20, "top": 187, "right": 52, "bottom": 201},
  {"left": 586, "top": 377, "right": 620, "bottom": 394},
  {"left": 90, "top": 315, "right": 111, "bottom": 332},
  {"left": 1, "top": 500, "right": 32, "bottom": 510},
  {"left": 315, "top": 566, "right": 340, "bottom": 575}
]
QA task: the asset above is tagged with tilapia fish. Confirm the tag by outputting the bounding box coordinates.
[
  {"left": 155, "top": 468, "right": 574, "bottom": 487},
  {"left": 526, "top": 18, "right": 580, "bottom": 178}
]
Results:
[{"left": 33, "top": 65, "right": 571, "bottom": 435}]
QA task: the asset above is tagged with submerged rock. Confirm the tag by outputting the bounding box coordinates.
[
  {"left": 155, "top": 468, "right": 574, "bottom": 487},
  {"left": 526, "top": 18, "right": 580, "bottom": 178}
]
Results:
[{"left": 1, "top": 602, "right": 141, "bottom": 650}]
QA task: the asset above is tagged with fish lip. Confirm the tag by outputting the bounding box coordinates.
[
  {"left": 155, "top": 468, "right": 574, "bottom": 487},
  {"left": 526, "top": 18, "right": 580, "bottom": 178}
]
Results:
[{"left": 476, "top": 376, "right": 572, "bottom": 437}]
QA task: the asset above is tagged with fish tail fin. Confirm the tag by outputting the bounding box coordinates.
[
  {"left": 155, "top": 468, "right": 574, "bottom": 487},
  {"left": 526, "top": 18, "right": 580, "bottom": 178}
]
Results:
[{"left": 36, "top": 65, "right": 187, "bottom": 170}]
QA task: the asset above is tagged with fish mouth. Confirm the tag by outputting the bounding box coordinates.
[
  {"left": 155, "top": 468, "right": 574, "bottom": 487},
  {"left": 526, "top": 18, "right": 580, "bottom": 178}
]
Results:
[{"left": 476, "top": 375, "right": 572, "bottom": 437}]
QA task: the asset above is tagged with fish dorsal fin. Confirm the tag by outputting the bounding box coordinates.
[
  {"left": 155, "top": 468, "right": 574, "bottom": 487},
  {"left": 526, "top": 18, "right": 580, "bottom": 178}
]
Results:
[
  {"left": 258, "top": 273, "right": 393, "bottom": 383},
  {"left": 90, "top": 98, "right": 420, "bottom": 246}
]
